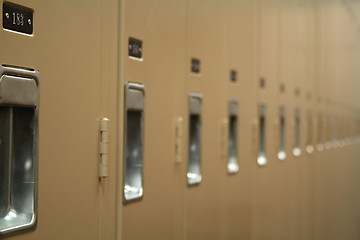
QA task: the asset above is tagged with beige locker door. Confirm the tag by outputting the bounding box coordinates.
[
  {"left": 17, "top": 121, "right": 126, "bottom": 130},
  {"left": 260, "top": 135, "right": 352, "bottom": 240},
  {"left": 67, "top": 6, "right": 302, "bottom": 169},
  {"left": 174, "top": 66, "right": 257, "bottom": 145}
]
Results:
[
  {"left": 293, "top": 1, "right": 312, "bottom": 239},
  {"left": 302, "top": 0, "right": 318, "bottom": 238},
  {"left": 277, "top": 0, "right": 293, "bottom": 237},
  {"left": 314, "top": 1, "right": 360, "bottom": 240},
  {"left": 252, "top": 0, "right": 283, "bottom": 239},
  {"left": 0, "top": 0, "right": 118, "bottom": 240},
  {"left": 185, "top": 0, "right": 228, "bottom": 239},
  {"left": 278, "top": 0, "right": 299, "bottom": 238},
  {"left": 118, "top": 1, "right": 187, "bottom": 240},
  {"left": 225, "top": 0, "right": 255, "bottom": 239},
  {"left": 315, "top": 2, "right": 337, "bottom": 239}
]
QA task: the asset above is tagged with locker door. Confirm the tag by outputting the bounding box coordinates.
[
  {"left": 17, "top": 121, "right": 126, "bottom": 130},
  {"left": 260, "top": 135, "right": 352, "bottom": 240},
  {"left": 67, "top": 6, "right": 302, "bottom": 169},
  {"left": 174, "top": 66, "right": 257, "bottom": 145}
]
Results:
[
  {"left": 303, "top": 1, "right": 318, "bottom": 238},
  {"left": 277, "top": 0, "right": 300, "bottom": 238},
  {"left": 314, "top": 1, "right": 360, "bottom": 239},
  {"left": 225, "top": 1, "right": 255, "bottom": 238},
  {"left": 252, "top": 0, "right": 283, "bottom": 239},
  {"left": 0, "top": 0, "right": 118, "bottom": 239},
  {"left": 185, "top": 0, "right": 227, "bottom": 239},
  {"left": 293, "top": 1, "right": 313, "bottom": 238},
  {"left": 117, "top": 1, "right": 186, "bottom": 240}
]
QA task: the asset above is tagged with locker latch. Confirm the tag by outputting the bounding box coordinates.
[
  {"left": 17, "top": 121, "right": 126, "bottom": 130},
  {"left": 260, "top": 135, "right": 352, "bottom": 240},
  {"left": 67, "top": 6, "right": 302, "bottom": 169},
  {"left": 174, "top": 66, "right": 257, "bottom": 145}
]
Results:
[{"left": 99, "top": 118, "right": 109, "bottom": 178}]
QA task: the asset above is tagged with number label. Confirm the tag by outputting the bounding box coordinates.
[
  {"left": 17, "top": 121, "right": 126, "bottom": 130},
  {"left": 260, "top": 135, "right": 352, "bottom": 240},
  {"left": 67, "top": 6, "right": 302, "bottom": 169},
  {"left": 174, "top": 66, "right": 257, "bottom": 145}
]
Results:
[{"left": 3, "top": 2, "right": 33, "bottom": 35}]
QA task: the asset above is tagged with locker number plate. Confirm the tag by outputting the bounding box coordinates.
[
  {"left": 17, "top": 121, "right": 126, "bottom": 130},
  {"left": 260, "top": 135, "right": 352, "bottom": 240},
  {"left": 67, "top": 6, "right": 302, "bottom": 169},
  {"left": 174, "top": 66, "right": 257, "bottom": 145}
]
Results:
[
  {"left": 3, "top": 2, "right": 33, "bottom": 35},
  {"left": 128, "top": 38, "right": 142, "bottom": 59}
]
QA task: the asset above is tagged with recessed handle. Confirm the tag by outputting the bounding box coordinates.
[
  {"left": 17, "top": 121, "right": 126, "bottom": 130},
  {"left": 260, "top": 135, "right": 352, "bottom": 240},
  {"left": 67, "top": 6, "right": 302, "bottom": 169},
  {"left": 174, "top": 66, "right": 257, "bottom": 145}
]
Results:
[
  {"left": 187, "top": 93, "right": 202, "bottom": 185},
  {"left": 0, "top": 66, "right": 39, "bottom": 237},
  {"left": 278, "top": 106, "right": 286, "bottom": 160},
  {"left": 292, "top": 108, "right": 301, "bottom": 157},
  {"left": 306, "top": 110, "right": 314, "bottom": 154},
  {"left": 123, "top": 83, "right": 145, "bottom": 203},
  {"left": 257, "top": 103, "right": 267, "bottom": 166},
  {"left": 0, "top": 74, "right": 37, "bottom": 107},
  {"left": 228, "top": 99, "right": 239, "bottom": 173}
]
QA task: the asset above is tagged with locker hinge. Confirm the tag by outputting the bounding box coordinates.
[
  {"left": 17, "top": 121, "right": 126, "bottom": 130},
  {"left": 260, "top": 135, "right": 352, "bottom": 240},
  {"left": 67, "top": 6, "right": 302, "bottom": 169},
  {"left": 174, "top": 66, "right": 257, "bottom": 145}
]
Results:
[
  {"left": 99, "top": 118, "right": 109, "bottom": 178},
  {"left": 175, "top": 117, "right": 183, "bottom": 163}
]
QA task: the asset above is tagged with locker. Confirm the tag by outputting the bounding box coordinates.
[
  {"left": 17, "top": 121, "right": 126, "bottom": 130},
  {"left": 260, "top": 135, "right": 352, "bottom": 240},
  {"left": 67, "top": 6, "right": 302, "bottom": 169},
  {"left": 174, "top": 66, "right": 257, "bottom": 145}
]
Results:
[
  {"left": 225, "top": 1, "right": 255, "bottom": 239},
  {"left": 252, "top": 0, "right": 284, "bottom": 239},
  {"left": 0, "top": 0, "right": 359, "bottom": 239},
  {"left": 185, "top": 1, "right": 228, "bottom": 239},
  {"left": 0, "top": 0, "right": 118, "bottom": 239},
  {"left": 118, "top": 1, "right": 187, "bottom": 240}
]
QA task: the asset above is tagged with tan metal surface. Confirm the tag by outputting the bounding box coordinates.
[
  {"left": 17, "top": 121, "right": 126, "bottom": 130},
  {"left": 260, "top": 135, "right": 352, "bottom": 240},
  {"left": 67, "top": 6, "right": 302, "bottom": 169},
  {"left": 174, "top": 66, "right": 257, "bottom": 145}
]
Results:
[
  {"left": 0, "top": 0, "right": 118, "bottom": 239},
  {"left": 1, "top": 0, "right": 360, "bottom": 239},
  {"left": 118, "top": 0, "right": 187, "bottom": 239}
]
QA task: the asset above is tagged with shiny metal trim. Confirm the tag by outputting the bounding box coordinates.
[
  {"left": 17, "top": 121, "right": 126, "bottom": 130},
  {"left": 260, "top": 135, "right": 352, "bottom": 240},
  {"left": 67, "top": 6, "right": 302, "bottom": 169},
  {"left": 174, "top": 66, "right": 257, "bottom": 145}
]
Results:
[
  {"left": 278, "top": 106, "right": 287, "bottom": 160},
  {"left": 123, "top": 83, "right": 145, "bottom": 203},
  {"left": 316, "top": 112, "right": 324, "bottom": 151},
  {"left": 189, "top": 93, "right": 202, "bottom": 115},
  {"left": 257, "top": 103, "right": 267, "bottom": 166},
  {"left": 0, "top": 66, "right": 39, "bottom": 237},
  {"left": 0, "top": 75, "right": 37, "bottom": 107},
  {"left": 227, "top": 99, "right": 239, "bottom": 174},
  {"left": 187, "top": 93, "right": 202, "bottom": 185},
  {"left": 293, "top": 108, "right": 302, "bottom": 157},
  {"left": 306, "top": 110, "right": 314, "bottom": 154},
  {"left": 126, "top": 83, "right": 145, "bottom": 110}
]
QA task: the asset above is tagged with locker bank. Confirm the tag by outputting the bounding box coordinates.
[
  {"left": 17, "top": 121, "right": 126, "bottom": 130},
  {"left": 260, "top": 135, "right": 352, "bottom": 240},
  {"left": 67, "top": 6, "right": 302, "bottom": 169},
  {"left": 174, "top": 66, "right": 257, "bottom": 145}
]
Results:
[{"left": 1, "top": 0, "right": 360, "bottom": 239}]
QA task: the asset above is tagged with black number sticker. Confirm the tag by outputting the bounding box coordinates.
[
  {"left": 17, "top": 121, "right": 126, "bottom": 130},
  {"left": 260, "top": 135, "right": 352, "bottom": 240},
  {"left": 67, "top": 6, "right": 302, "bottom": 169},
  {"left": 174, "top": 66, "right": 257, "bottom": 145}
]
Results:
[{"left": 3, "top": 2, "right": 33, "bottom": 35}]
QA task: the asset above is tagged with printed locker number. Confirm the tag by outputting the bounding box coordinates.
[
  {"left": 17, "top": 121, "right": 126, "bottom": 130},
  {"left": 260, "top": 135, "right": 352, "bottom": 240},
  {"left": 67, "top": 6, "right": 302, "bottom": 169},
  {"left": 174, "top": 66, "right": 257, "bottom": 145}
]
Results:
[
  {"left": 13, "top": 12, "right": 25, "bottom": 26},
  {"left": 3, "top": 2, "right": 33, "bottom": 35}
]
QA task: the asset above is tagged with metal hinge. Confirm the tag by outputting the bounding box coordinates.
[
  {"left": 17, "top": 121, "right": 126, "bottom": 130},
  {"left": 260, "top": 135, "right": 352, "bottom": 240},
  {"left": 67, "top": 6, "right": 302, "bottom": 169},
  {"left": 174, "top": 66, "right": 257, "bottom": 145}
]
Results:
[
  {"left": 99, "top": 118, "right": 109, "bottom": 178},
  {"left": 175, "top": 117, "right": 183, "bottom": 163}
]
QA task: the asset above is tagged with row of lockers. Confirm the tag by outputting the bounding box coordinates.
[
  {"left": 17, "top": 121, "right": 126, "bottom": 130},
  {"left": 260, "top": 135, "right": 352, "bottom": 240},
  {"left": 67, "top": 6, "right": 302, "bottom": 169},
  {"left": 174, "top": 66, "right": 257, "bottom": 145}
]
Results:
[
  {"left": 119, "top": 0, "right": 360, "bottom": 240},
  {"left": 1, "top": 0, "right": 360, "bottom": 239},
  {"left": 122, "top": 78, "right": 360, "bottom": 203},
  {"left": 124, "top": 79, "right": 360, "bottom": 201}
]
